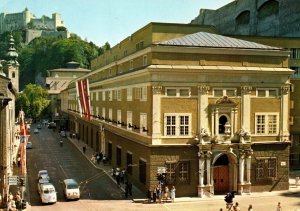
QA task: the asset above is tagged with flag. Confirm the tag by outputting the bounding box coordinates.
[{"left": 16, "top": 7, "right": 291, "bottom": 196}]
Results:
[{"left": 82, "top": 79, "right": 91, "bottom": 121}]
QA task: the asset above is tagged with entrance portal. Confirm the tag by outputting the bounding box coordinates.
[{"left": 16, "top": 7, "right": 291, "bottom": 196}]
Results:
[{"left": 214, "top": 154, "right": 229, "bottom": 194}]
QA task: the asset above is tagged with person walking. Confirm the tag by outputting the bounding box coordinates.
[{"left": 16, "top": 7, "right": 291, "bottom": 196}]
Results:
[
  {"left": 127, "top": 180, "right": 132, "bottom": 197},
  {"left": 234, "top": 202, "right": 240, "bottom": 211},
  {"left": 248, "top": 204, "right": 253, "bottom": 211},
  {"left": 277, "top": 202, "right": 282, "bottom": 211},
  {"left": 170, "top": 186, "right": 176, "bottom": 202},
  {"left": 152, "top": 187, "right": 157, "bottom": 203},
  {"left": 157, "top": 185, "right": 162, "bottom": 203}
]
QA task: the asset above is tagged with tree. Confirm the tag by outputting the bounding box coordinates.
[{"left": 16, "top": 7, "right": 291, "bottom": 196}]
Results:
[
  {"left": 57, "top": 26, "right": 67, "bottom": 31},
  {"left": 16, "top": 84, "right": 50, "bottom": 121}
]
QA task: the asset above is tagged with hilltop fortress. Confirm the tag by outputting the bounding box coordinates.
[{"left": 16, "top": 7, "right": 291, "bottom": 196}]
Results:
[{"left": 0, "top": 8, "right": 69, "bottom": 43}]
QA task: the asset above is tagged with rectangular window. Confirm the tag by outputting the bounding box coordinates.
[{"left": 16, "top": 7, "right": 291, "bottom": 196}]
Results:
[
  {"left": 127, "top": 88, "right": 133, "bottom": 101},
  {"left": 127, "top": 111, "right": 132, "bottom": 130},
  {"left": 140, "top": 113, "right": 147, "bottom": 133},
  {"left": 143, "top": 55, "right": 147, "bottom": 66},
  {"left": 166, "top": 88, "right": 191, "bottom": 97},
  {"left": 141, "top": 87, "right": 147, "bottom": 101},
  {"left": 165, "top": 162, "right": 176, "bottom": 185},
  {"left": 109, "top": 90, "right": 113, "bottom": 101},
  {"left": 135, "top": 87, "right": 141, "bottom": 100},
  {"left": 139, "top": 159, "right": 146, "bottom": 185},
  {"left": 164, "top": 113, "right": 191, "bottom": 136},
  {"left": 179, "top": 116, "right": 189, "bottom": 136},
  {"left": 102, "top": 107, "right": 105, "bottom": 119},
  {"left": 178, "top": 161, "right": 190, "bottom": 184},
  {"left": 290, "top": 48, "right": 300, "bottom": 59},
  {"left": 256, "top": 158, "right": 277, "bottom": 179},
  {"left": 130, "top": 60, "right": 133, "bottom": 70},
  {"left": 256, "top": 89, "right": 278, "bottom": 97},
  {"left": 102, "top": 91, "right": 106, "bottom": 101},
  {"left": 126, "top": 152, "right": 133, "bottom": 175},
  {"left": 117, "top": 110, "right": 122, "bottom": 126},
  {"left": 116, "top": 147, "right": 121, "bottom": 167},
  {"left": 109, "top": 108, "right": 112, "bottom": 122},
  {"left": 255, "top": 113, "right": 278, "bottom": 135},
  {"left": 166, "top": 116, "right": 176, "bottom": 136},
  {"left": 96, "top": 92, "right": 99, "bottom": 101},
  {"left": 213, "top": 88, "right": 236, "bottom": 97},
  {"left": 117, "top": 89, "right": 122, "bottom": 101}
]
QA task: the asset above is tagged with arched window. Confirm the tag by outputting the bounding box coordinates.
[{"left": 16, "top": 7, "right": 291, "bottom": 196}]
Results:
[
  {"left": 219, "top": 115, "right": 228, "bottom": 134},
  {"left": 236, "top": 10, "right": 250, "bottom": 25},
  {"left": 257, "top": 0, "right": 279, "bottom": 20}
]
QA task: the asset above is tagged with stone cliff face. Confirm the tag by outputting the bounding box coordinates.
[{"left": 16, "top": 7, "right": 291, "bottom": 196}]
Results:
[{"left": 191, "top": 0, "right": 300, "bottom": 37}]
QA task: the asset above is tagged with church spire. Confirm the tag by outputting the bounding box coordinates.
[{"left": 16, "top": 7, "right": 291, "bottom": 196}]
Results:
[{"left": 6, "top": 34, "right": 19, "bottom": 65}]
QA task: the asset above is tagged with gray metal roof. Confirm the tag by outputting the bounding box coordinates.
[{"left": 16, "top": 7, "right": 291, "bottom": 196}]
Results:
[{"left": 157, "top": 32, "right": 281, "bottom": 50}]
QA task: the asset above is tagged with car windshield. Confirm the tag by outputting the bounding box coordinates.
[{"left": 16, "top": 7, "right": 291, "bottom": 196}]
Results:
[
  {"left": 43, "top": 188, "right": 55, "bottom": 194},
  {"left": 67, "top": 184, "right": 78, "bottom": 189}
]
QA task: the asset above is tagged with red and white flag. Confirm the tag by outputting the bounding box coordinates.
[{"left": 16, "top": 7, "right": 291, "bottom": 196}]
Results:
[{"left": 76, "top": 79, "right": 91, "bottom": 121}]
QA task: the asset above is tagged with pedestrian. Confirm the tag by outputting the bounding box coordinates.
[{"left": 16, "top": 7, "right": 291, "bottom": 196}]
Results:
[
  {"left": 119, "top": 170, "right": 124, "bottom": 184},
  {"left": 170, "top": 186, "right": 176, "bottom": 202},
  {"left": 164, "top": 186, "right": 169, "bottom": 200},
  {"left": 234, "top": 202, "right": 240, "bottom": 211},
  {"left": 152, "top": 187, "right": 157, "bottom": 203},
  {"left": 248, "top": 204, "right": 253, "bottom": 211},
  {"left": 147, "top": 189, "right": 152, "bottom": 203},
  {"left": 127, "top": 180, "right": 132, "bottom": 196},
  {"left": 99, "top": 151, "right": 103, "bottom": 161},
  {"left": 17, "top": 157, "right": 20, "bottom": 167},
  {"left": 96, "top": 153, "right": 100, "bottom": 164},
  {"left": 125, "top": 182, "right": 129, "bottom": 198},
  {"left": 83, "top": 145, "right": 86, "bottom": 153},
  {"left": 157, "top": 185, "right": 162, "bottom": 203},
  {"left": 15, "top": 193, "right": 22, "bottom": 211},
  {"left": 277, "top": 202, "right": 282, "bottom": 211}
]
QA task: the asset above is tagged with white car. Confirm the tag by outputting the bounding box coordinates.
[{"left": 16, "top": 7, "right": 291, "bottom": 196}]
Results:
[
  {"left": 37, "top": 170, "right": 50, "bottom": 181},
  {"left": 34, "top": 129, "right": 39, "bottom": 134},
  {"left": 63, "top": 179, "right": 80, "bottom": 200},
  {"left": 38, "top": 182, "right": 57, "bottom": 204}
]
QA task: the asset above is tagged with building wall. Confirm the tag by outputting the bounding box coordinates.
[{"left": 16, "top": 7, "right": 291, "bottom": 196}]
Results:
[
  {"left": 191, "top": 0, "right": 300, "bottom": 37},
  {"left": 64, "top": 23, "right": 292, "bottom": 196}
]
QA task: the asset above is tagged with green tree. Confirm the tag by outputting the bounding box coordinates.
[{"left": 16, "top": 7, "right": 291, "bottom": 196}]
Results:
[{"left": 15, "top": 84, "right": 50, "bottom": 121}]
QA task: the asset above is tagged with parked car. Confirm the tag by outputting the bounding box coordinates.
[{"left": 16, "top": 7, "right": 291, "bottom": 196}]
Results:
[
  {"left": 38, "top": 182, "right": 57, "bottom": 204},
  {"left": 26, "top": 142, "right": 32, "bottom": 149},
  {"left": 60, "top": 130, "right": 67, "bottom": 138},
  {"left": 48, "top": 122, "right": 56, "bottom": 129},
  {"left": 34, "top": 129, "right": 39, "bottom": 134},
  {"left": 37, "top": 170, "right": 50, "bottom": 181},
  {"left": 63, "top": 179, "right": 80, "bottom": 200},
  {"left": 37, "top": 124, "right": 42, "bottom": 129}
]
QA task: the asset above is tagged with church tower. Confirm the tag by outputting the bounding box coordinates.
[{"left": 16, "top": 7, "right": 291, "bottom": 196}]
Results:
[{"left": 5, "top": 34, "right": 19, "bottom": 92}]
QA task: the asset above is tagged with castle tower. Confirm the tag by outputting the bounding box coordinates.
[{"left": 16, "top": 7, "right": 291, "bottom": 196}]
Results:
[{"left": 5, "top": 34, "right": 19, "bottom": 92}]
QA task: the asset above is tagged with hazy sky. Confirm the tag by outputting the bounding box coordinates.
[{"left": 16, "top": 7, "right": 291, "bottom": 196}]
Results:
[{"left": 1, "top": 0, "right": 234, "bottom": 47}]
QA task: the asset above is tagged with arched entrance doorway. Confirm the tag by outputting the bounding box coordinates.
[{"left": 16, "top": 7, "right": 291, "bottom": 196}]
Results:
[{"left": 213, "top": 154, "right": 229, "bottom": 194}]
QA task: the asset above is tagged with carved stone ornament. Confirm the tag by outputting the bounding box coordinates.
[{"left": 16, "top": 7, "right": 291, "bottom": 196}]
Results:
[
  {"left": 281, "top": 85, "right": 289, "bottom": 95},
  {"left": 241, "top": 86, "right": 252, "bottom": 95},
  {"left": 198, "top": 85, "right": 210, "bottom": 94},
  {"left": 152, "top": 86, "right": 162, "bottom": 94},
  {"left": 200, "top": 128, "right": 210, "bottom": 137}
]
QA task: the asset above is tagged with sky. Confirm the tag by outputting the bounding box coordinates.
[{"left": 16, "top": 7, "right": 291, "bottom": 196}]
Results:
[{"left": 1, "top": 0, "right": 234, "bottom": 47}]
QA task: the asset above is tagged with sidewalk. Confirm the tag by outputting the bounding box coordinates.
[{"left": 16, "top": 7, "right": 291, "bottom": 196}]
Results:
[{"left": 66, "top": 134, "right": 146, "bottom": 201}]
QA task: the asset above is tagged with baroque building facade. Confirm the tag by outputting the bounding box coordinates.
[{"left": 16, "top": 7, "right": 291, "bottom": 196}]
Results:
[
  {"left": 191, "top": 0, "right": 300, "bottom": 169},
  {"left": 0, "top": 34, "right": 19, "bottom": 204},
  {"left": 62, "top": 23, "right": 292, "bottom": 197}
]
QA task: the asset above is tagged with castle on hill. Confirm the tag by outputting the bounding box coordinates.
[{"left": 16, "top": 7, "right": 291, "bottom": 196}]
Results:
[{"left": 0, "top": 8, "right": 70, "bottom": 43}]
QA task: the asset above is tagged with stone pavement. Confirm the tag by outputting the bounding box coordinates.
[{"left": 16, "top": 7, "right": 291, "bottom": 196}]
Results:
[{"left": 66, "top": 134, "right": 146, "bottom": 201}]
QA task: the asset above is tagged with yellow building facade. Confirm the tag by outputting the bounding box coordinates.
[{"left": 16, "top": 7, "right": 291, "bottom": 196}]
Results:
[{"left": 63, "top": 23, "right": 292, "bottom": 197}]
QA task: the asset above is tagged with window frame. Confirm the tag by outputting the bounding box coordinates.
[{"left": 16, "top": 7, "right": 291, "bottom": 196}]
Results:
[
  {"left": 255, "top": 157, "right": 277, "bottom": 179},
  {"left": 164, "top": 113, "right": 192, "bottom": 137},
  {"left": 213, "top": 88, "right": 237, "bottom": 97},
  {"left": 165, "top": 87, "right": 191, "bottom": 97},
  {"left": 255, "top": 112, "right": 279, "bottom": 136},
  {"left": 256, "top": 88, "right": 278, "bottom": 97}
]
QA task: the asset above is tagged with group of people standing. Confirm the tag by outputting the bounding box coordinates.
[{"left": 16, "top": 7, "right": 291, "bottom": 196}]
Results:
[{"left": 147, "top": 185, "right": 176, "bottom": 203}]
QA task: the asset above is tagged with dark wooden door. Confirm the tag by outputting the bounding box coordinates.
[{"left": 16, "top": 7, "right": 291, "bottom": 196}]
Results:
[{"left": 214, "top": 165, "right": 229, "bottom": 194}]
